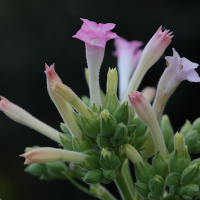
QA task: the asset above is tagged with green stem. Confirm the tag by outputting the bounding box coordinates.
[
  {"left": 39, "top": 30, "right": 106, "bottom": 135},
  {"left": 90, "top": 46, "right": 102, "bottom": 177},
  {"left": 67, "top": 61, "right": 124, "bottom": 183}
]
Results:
[
  {"left": 122, "top": 159, "right": 135, "bottom": 197},
  {"left": 114, "top": 167, "right": 134, "bottom": 200}
]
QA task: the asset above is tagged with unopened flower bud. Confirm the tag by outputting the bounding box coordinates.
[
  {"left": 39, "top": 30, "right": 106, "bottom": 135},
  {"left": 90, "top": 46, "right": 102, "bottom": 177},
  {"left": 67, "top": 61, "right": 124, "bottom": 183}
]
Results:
[
  {"left": 99, "top": 149, "right": 120, "bottom": 170},
  {"left": 180, "top": 120, "right": 192, "bottom": 135},
  {"left": 174, "top": 132, "right": 185, "bottom": 158},
  {"left": 81, "top": 149, "right": 101, "bottom": 171},
  {"left": 169, "top": 150, "right": 191, "bottom": 174},
  {"left": 181, "top": 164, "right": 200, "bottom": 185},
  {"left": 81, "top": 110, "right": 100, "bottom": 138},
  {"left": 103, "top": 169, "right": 116, "bottom": 181},
  {"left": 72, "top": 135, "right": 94, "bottom": 152},
  {"left": 114, "top": 123, "right": 128, "bottom": 140},
  {"left": 113, "top": 102, "right": 129, "bottom": 125},
  {"left": 135, "top": 182, "right": 150, "bottom": 198},
  {"left": 60, "top": 134, "right": 73, "bottom": 151},
  {"left": 179, "top": 184, "right": 199, "bottom": 197},
  {"left": 96, "top": 134, "right": 112, "bottom": 149},
  {"left": 152, "top": 151, "right": 169, "bottom": 177},
  {"left": 83, "top": 169, "right": 104, "bottom": 184},
  {"left": 46, "top": 161, "right": 68, "bottom": 179},
  {"left": 148, "top": 192, "right": 159, "bottom": 200},
  {"left": 192, "top": 117, "right": 200, "bottom": 134},
  {"left": 132, "top": 117, "right": 147, "bottom": 138},
  {"left": 166, "top": 173, "right": 181, "bottom": 187},
  {"left": 185, "top": 130, "right": 199, "bottom": 150},
  {"left": 148, "top": 175, "right": 165, "bottom": 196},
  {"left": 161, "top": 115, "right": 174, "bottom": 146},
  {"left": 100, "top": 109, "right": 117, "bottom": 137}
]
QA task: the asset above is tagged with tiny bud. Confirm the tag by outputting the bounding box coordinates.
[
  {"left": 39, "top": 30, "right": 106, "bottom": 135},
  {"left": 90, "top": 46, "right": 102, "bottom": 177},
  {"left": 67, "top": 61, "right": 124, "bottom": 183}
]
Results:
[
  {"left": 184, "top": 130, "right": 199, "bottom": 150},
  {"left": 148, "top": 175, "right": 165, "bottom": 196},
  {"left": 152, "top": 151, "right": 169, "bottom": 177},
  {"left": 169, "top": 150, "right": 191, "bottom": 174},
  {"left": 81, "top": 110, "right": 101, "bottom": 138},
  {"left": 181, "top": 164, "right": 200, "bottom": 185},
  {"left": 107, "top": 68, "right": 118, "bottom": 95},
  {"left": 96, "top": 134, "right": 112, "bottom": 149},
  {"left": 166, "top": 173, "right": 180, "bottom": 187},
  {"left": 161, "top": 115, "right": 174, "bottom": 146},
  {"left": 99, "top": 149, "right": 121, "bottom": 170},
  {"left": 114, "top": 123, "right": 128, "bottom": 140},
  {"left": 83, "top": 169, "right": 104, "bottom": 184},
  {"left": 179, "top": 184, "right": 199, "bottom": 197},
  {"left": 103, "top": 169, "right": 116, "bottom": 181},
  {"left": 113, "top": 102, "right": 129, "bottom": 125},
  {"left": 174, "top": 132, "right": 185, "bottom": 158},
  {"left": 180, "top": 120, "right": 192, "bottom": 135},
  {"left": 192, "top": 117, "right": 200, "bottom": 134},
  {"left": 100, "top": 109, "right": 117, "bottom": 137},
  {"left": 135, "top": 182, "right": 150, "bottom": 198}
]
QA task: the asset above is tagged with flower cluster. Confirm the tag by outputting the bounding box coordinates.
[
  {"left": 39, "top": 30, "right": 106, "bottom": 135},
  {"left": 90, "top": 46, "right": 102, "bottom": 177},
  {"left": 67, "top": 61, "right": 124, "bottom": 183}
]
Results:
[{"left": 1, "top": 18, "right": 200, "bottom": 200}]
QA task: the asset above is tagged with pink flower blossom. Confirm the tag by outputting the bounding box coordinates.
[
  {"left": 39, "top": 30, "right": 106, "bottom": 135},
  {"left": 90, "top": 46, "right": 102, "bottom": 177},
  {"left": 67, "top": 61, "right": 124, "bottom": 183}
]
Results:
[
  {"left": 153, "top": 48, "right": 200, "bottom": 121},
  {"left": 122, "top": 26, "right": 173, "bottom": 104},
  {"left": 73, "top": 19, "right": 119, "bottom": 109},
  {"left": 129, "top": 91, "right": 166, "bottom": 158},
  {"left": 113, "top": 37, "right": 143, "bottom": 99}
]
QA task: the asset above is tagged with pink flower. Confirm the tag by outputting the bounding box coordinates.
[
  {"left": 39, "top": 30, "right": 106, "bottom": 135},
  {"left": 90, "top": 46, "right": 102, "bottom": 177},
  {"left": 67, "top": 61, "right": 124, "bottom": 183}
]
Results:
[
  {"left": 129, "top": 91, "right": 166, "bottom": 158},
  {"left": 122, "top": 26, "right": 173, "bottom": 104},
  {"left": 0, "top": 96, "right": 62, "bottom": 143},
  {"left": 153, "top": 48, "right": 200, "bottom": 121},
  {"left": 73, "top": 18, "right": 119, "bottom": 48},
  {"left": 113, "top": 37, "right": 143, "bottom": 99},
  {"left": 73, "top": 19, "right": 119, "bottom": 109},
  {"left": 45, "top": 64, "right": 82, "bottom": 140},
  {"left": 20, "top": 147, "right": 88, "bottom": 164}
]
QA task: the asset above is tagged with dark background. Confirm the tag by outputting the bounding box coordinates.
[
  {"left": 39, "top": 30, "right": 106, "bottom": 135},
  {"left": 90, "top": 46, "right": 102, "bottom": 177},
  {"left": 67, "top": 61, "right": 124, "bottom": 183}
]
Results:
[{"left": 0, "top": 0, "right": 200, "bottom": 200}]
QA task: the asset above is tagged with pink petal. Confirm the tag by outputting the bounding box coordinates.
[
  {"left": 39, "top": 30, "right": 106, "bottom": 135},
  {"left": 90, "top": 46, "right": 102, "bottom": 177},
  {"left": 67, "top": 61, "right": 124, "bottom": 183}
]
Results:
[{"left": 185, "top": 69, "right": 200, "bottom": 82}]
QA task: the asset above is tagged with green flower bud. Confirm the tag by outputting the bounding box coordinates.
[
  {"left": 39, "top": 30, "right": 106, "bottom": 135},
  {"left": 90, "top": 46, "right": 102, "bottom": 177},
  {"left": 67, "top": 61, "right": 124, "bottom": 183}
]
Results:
[
  {"left": 181, "top": 164, "right": 200, "bottom": 185},
  {"left": 135, "top": 182, "right": 150, "bottom": 198},
  {"left": 191, "top": 158, "right": 200, "bottom": 165},
  {"left": 81, "top": 110, "right": 100, "bottom": 138},
  {"left": 152, "top": 151, "right": 169, "bottom": 177},
  {"left": 103, "top": 170, "right": 116, "bottom": 181},
  {"left": 60, "top": 123, "right": 71, "bottom": 135},
  {"left": 128, "top": 106, "right": 135, "bottom": 124},
  {"left": 168, "top": 136, "right": 174, "bottom": 153},
  {"left": 192, "top": 117, "right": 200, "bottom": 134},
  {"left": 161, "top": 115, "right": 174, "bottom": 146},
  {"left": 184, "top": 130, "right": 199, "bottom": 150},
  {"left": 81, "top": 149, "right": 101, "bottom": 171},
  {"left": 148, "top": 192, "right": 159, "bottom": 200},
  {"left": 99, "top": 149, "right": 121, "bottom": 170},
  {"left": 100, "top": 109, "right": 117, "bottom": 137},
  {"left": 135, "top": 160, "right": 156, "bottom": 184},
  {"left": 114, "top": 123, "right": 128, "bottom": 140},
  {"left": 174, "top": 132, "right": 185, "bottom": 158},
  {"left": 169, "top": 150, "right": 191, "bottom": 174},
  {"left": 25, "top": 163, "right": 46, "bottom": 177},
  {"left": 132, "top": 118, "right": 147, "bottom": 138},
  {"left": 113, "top": 102, "right": 129, "bottom": 125},
  {"left": 127, "top": 124, "right": 137, "bottom": 137},
  {"left": 102, "top": 93, "right": 120, "bottom": 115},
  {"left": 83, "top": 169, "right": 104, "bottom": 184},
  {"left": 96, "top": 134, "right": 112, "bottom": 149},
  {"left": 46, "top": 161, "right": 68, "bottom": 179},
  {"left": 179, "top": 184, "right": 199, "bottom": 197},
  {"left": 180, "top": 120, "right": 192, "bottom": 135},
  {"left": 81, "top": 95, "right": 90, "bottom": 107},
  {"left": 148, "top": 175, "right": 165, "bottom": 196},
  {"left": 60, "top": 134, "right": 73, "bottom": 151},
  {"left": 72, "top": 135, "right": 94, "bottom": 152},
  {"left": 134, "top": 136, "right": 147, "bottom": 151},
  {"left": 166, "top": 173, "right": 181, "bottom": 187}
]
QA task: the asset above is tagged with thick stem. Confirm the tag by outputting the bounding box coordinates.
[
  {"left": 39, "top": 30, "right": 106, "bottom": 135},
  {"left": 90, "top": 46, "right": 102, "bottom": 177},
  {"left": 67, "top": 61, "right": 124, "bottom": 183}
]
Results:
[
  {"left": 122, "top": 159, "right": 135, "bottom": 197},
  {"left": 114, "top": 167, "right": 134, "bottom": 200}
]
